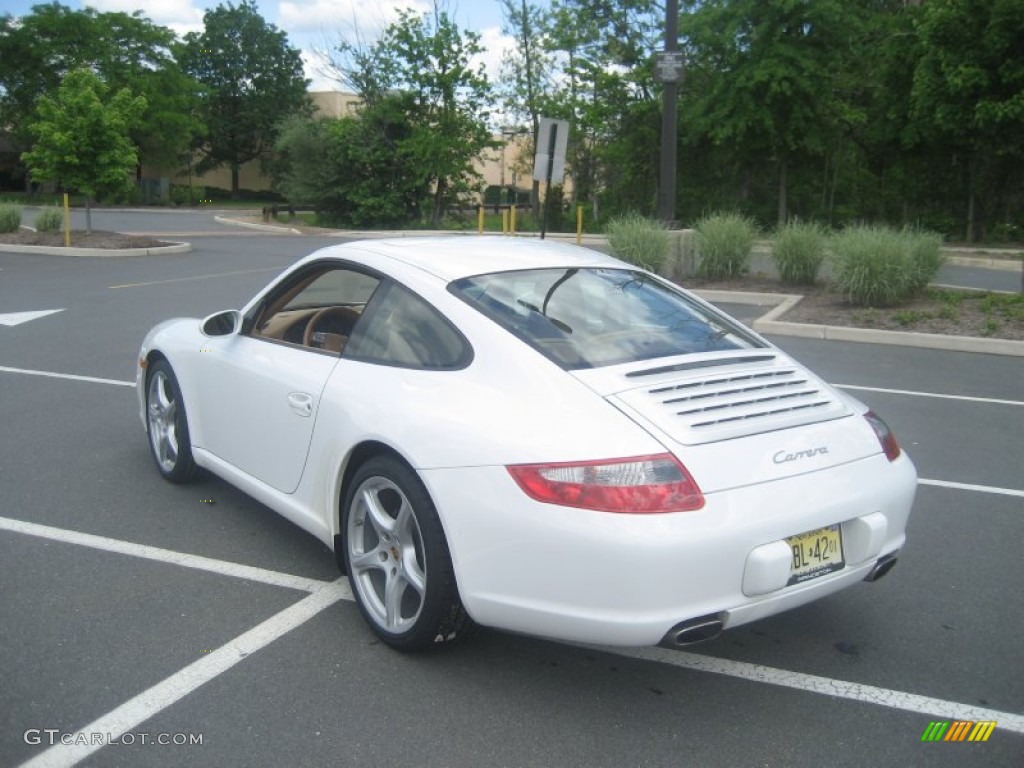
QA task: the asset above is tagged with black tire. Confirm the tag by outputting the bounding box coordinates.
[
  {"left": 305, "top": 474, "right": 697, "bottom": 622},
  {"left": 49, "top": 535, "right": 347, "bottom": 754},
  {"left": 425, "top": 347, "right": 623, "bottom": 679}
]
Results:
[
  {"left": 145, "top": 359, "right": 199, "bottom": 483},
  {"left": 342, "top": 456, "right": 472, "bottom": 651}
]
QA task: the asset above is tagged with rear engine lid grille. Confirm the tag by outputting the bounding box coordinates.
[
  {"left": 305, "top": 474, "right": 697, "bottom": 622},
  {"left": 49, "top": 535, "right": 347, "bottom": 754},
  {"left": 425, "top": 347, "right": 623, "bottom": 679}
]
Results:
[{"left": 612, "top": 358, "right": 848, "bottom": 445}]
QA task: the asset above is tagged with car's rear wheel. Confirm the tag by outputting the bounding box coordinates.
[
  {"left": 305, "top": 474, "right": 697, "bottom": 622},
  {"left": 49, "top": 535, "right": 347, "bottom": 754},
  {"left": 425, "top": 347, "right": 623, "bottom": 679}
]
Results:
[
  {"left": 146, "top": 360, "right": 199, "bottom": 483},
  {"left": 343, "top": 456, "right": 471, "bottom": 651}
]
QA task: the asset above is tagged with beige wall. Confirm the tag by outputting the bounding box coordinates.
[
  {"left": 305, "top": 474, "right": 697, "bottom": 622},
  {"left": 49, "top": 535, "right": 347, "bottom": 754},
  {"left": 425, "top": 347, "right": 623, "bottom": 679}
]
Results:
[
  {"left": 310, "top": 91, "right": 362, "bottom": 118},
  {"left": 475, "top": 133, "right": 532, "bottom": 191}
]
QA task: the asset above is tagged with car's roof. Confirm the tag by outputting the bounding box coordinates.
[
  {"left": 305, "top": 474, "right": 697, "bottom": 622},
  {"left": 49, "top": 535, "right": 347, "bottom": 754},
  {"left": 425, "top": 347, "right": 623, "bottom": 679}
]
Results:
[{"left": 310, "top": 236, "right": 627, "bottom": 282}]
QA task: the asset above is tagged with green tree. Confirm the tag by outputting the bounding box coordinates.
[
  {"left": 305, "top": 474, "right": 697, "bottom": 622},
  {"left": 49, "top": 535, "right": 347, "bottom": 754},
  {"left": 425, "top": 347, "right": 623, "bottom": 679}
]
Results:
[
  {"left": 910, "top": 0, "right": 1024, "bottom": 241},
  {"left": 177, "top": 0, "right": 311, "bottom": 198},
  {"left": 21, "top": 69, "right": 146, "bottom": 231},
  {"left": 542, "top": 0, "right": 664, "bottom": 219},
  {"left": 273, "top": 97, "right": 428, "bottom": 227},
  {"left": 683, "top": 0, "right": 865, "bottom": 226},
  {"left": 0, "top": 3, "right": 201, "bottom": 177},
  {"left": 498, "top": 0, "right": 552, "bottom": 214},
  {"left": 330, "top": 3, "right": 493, "bottom": 225}
]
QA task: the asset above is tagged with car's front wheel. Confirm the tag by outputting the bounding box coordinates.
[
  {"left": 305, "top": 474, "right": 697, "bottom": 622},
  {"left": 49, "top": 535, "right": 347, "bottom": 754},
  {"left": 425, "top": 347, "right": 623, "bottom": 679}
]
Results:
[
  {"left": 343, "top": 456, "right": 471, "bottom": 651},
  {"left": 145, "top": 359, "right": 199, "bottom": 483}
]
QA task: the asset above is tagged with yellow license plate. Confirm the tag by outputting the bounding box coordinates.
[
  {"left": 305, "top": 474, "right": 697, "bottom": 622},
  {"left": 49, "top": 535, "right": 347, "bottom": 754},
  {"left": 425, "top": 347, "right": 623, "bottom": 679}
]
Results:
[{"left": 786, "top": 525, "right": 844, "bottom": 585}]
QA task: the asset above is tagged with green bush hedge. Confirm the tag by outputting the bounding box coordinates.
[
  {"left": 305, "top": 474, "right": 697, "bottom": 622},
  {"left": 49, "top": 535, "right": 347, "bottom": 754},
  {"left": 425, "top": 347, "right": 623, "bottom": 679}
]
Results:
[
  {"left": 771, "top": 220, "right": 827, "bottom": 284},
  {"left": 830, "top": 225, "right": 944, "bottom": 307},
  {"left": 606, "top": 213, "right": 670, "bottom": 273},
  {"left": 0, "top": 203, "right": 21, "bottom": 233},
  {"left": 695, "top": 212, "right": 757, "bottom": 279},
  {"left": 34, "top": 206, "right": 64, "bottom": 233}
]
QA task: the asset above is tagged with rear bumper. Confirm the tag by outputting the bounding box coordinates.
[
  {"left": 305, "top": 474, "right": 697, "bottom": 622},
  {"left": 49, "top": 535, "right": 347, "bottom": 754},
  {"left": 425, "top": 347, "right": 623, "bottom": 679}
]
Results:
[{"left": 421, "top": 452, "right": 917, "bottom": 646}]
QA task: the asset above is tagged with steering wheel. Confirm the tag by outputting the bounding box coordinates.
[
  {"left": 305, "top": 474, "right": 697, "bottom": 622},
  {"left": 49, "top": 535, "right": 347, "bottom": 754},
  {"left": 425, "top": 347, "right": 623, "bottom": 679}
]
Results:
[{"left": 303, "top": 306, "right": 360, "bottom": 348}]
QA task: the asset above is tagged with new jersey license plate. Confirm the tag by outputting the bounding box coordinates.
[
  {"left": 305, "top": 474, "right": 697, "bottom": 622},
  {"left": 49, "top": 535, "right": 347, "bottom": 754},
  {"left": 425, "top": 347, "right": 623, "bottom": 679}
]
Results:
[{"left": 786, "top": 524, "right": 844, "bottom": 585}]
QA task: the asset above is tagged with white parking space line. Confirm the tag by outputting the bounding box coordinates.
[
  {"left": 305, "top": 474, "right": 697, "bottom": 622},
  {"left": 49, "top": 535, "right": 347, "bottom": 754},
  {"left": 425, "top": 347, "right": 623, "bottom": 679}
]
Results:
[
  {"left": 0, "top": 365, "right": 134, "bottom": 388},
  {"left": 0, "top": 309, "right": 65, "bottom": 327},
  {"left": 19, "top": 580, "right": 351, "bottom": 768},
  {"left": 605, "top": 646, "right": 1024, "bottom": 735},
  {"left": 835, "top": 383, "right": 1024, "bottom": 407},
  {"left": 919, "top": 478, "right": 1024, "bottom": 499},
  {"left": 108, "top": 267, "right": 280, "bottom": 290},
  {"left": 6, "top": 514, "right": 1022, "bottom": 758},
  {"left": 0, "top": 517, "right": 330, "bottom": 593}
]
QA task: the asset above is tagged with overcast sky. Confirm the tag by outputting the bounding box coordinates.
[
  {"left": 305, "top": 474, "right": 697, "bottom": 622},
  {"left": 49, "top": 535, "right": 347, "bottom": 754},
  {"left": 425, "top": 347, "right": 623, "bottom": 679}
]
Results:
[{"left": 0, "top": 0, "right": 521, "bottom": 91}]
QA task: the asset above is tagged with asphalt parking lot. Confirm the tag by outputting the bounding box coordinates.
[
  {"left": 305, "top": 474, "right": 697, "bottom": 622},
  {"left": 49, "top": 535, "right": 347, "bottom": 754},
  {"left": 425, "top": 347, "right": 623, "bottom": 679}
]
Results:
[{"left": 1, "top": 213, "right": 1022, "bottom": 767}]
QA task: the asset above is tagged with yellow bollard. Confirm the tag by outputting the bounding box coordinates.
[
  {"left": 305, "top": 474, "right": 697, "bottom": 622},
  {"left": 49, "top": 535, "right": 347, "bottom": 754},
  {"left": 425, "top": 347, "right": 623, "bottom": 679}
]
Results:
[
  {"left": 477, "top": 205, "right": 484, "bottom": 234},
  {"left": 576, "top": 205, "right": 583, "bottom": 245},
  {"left": 63, "top": 193, "right": 71, "bottom": 247},
  {"left": 510, "top": 205, "right": 517, "bottom": 234}
]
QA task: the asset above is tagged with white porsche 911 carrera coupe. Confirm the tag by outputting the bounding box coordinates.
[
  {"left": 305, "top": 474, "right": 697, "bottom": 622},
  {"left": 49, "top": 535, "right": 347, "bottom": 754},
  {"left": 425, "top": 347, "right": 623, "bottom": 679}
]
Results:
[{"left": 137, "top": 237, "right": 917, "bottom": 651}]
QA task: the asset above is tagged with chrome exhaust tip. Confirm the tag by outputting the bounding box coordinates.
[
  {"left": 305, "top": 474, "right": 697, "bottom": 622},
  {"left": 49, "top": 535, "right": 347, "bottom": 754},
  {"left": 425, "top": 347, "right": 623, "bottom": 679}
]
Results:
[
  {"left": 863, "top": 553, "right": 898, "bottom": 582},
  {"left": 661, "top": 615, "right": 723, "bottom": 647}
]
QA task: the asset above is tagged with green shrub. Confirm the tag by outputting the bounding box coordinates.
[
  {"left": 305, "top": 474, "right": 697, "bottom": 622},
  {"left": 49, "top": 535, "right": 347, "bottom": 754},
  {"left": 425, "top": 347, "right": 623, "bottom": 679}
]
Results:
[
  {"left": 695, "top": 212, "right": 757, "bottom": 279},
  {"left": 830, "top": 225, "right": 924, "bottom": 307},
  {"left": 34, "top": 206, "right": 64, "bottom": 233},
  {"left": 771, "top": 219, "right": 827, "bottom": 284},
  {"left": 606, "top": 213, "right": 670, "bottom": 273},
  {"left": 904, "top": 228, "right": 945, "bottom": 293},
  {"left": 0, "top": 203, "right": 21, "bottom": 233},
  {"left": 169, "top": 185, "right": 203, "bottom": 206}
]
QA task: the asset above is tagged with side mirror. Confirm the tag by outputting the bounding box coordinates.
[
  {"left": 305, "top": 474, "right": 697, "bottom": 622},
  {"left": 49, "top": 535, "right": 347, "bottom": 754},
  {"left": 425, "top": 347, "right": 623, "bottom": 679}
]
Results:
[{"left": 200, "top": 309, "right": 242, "bottom": 337}]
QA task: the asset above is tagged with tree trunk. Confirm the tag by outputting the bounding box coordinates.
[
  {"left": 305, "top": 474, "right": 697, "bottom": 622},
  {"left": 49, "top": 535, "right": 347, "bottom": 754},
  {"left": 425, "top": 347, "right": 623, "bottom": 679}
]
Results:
[
  {"left": 231, "top": 164, "right": 240, "bottom": 200},
  {"left": 828, "top": 145, "right": 841, "bottom": 227},
  {"left": 777, "top": 154, "right": 788, "bottom": 227},
  {"left": 85, "top": 196, "right": 92, "bottom": 234},
  {"left": 432, "top": 176, "right": 447, "bottom": 227},
  {"left": 965, "top": 156, "right": 976, "bottom": 243}
]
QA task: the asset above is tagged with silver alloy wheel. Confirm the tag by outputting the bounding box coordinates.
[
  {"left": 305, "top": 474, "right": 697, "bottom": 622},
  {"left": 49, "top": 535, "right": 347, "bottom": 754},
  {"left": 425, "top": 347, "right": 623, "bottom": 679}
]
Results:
[
  {"left": 347, "top": 476, "right": 427, "bottom": 633},
  {"left": 147, "top": 370, "right": 179, "bottom": 473}
]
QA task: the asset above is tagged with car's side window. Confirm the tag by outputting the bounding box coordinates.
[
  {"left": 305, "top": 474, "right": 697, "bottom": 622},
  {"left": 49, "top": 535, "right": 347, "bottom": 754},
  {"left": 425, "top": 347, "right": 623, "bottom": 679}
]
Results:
[
  {"left": 345, "top": 283, "right": 471, "bottom": 370},
  {"left": 250, "top": 265, "right": 381, "bottom": 356}
]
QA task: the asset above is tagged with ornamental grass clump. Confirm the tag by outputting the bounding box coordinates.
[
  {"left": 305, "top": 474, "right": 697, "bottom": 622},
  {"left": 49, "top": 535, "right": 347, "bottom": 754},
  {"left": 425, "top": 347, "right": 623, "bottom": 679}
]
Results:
[
  {"left": 830, "top": 225, "right": 941, "bottom": 307},
  {"left": 904, "top": 228, "right": 945, "bottom": 294},
  {"left": 0, "top": 203, "right": 21, "bottom": 233},
  {"left": 695, "top": 212, "right": 757, "bottom": 279},
  {"left": 771, "top": 219, "right": 827, "bottom": 285},
  {"left": 606, "top": 212, "right": 670, "bottom": 273},
  {"left": 34, "top": 206, "right": 64, "bottom": 233}
]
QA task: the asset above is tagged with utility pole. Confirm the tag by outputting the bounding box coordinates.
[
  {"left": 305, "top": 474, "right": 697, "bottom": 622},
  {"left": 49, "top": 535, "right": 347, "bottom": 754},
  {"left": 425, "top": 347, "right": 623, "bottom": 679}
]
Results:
[{"left": 656, "top": 0, "right": 681, "bottom": 227}]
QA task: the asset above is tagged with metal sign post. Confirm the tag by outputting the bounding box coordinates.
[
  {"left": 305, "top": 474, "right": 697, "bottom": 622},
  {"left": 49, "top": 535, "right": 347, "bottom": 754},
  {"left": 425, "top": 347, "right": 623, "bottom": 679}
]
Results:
[
  {"left": 533, "top": 117, "right": 569, "bottom": 240},
  {"left": 657, "top": 0, "right": 682, "bottom": 227}
]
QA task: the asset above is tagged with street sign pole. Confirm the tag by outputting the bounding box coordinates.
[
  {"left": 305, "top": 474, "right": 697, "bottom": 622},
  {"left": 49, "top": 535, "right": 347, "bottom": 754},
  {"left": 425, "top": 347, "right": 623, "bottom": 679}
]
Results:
[
  {"left": 540, "top": 122, "right": 558, "bottom": 240},
  {"left": 657, "top": 0, "right": 680, "bottom": 227}
]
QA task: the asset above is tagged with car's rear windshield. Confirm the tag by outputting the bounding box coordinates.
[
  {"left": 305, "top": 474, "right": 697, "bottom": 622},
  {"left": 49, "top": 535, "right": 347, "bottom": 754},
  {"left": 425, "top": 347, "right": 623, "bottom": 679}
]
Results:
[{"left": 450, "top": 267, "right": 766, "bottom": 369}]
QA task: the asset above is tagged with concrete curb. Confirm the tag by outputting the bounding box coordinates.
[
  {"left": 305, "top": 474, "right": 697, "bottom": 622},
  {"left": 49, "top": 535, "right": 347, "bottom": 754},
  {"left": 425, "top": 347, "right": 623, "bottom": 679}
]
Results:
[
  {"left": 213, "top": 216, "right": 300, "bottom": 235},
  {"left": 692, "top": 289, "right": 1024, "bottom": 357},
  {"left": 0, "top": 241, "right": 192, "bottom": 257},
  {"left": 944, "top": 255, "right": 1022, "bottom": 271}
]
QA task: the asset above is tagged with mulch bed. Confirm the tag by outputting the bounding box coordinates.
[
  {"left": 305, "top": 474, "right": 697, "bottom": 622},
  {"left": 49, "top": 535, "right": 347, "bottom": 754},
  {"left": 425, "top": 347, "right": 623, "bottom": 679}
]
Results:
[
  {"left": 0, "top": 230, "right": 169, "bottom": 249},
  {"left": 684, "top": 277, "right": 1024, "bottom": 342}
]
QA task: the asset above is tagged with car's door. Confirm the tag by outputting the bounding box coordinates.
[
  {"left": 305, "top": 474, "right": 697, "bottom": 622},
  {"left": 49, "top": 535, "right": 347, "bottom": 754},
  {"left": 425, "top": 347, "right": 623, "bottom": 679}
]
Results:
[{"left": 191, "top": 263, "right": 381, "bottom": 494}]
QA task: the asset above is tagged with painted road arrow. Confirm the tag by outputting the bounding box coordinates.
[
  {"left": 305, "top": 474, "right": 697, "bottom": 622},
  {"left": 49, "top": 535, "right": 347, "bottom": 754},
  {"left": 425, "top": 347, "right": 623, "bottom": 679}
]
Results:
[{"left": 0, "top": 309, "right": 65, "bottom": 327}]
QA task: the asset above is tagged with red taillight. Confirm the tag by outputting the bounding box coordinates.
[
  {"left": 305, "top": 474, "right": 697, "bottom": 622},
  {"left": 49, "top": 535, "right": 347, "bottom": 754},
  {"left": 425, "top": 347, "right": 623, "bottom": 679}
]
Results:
[
  {"left": 864, "top": 411, "right": 901, "bottom": 462},
  {"left": 507, "top": 453, "right": 704, "bottom": 513}
]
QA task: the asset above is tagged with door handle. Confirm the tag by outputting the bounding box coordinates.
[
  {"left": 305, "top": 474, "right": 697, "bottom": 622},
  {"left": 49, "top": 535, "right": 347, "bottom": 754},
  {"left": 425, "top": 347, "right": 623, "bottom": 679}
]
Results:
[{"left": 287, "top": 392, "right": 313, "bottom": 417}]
